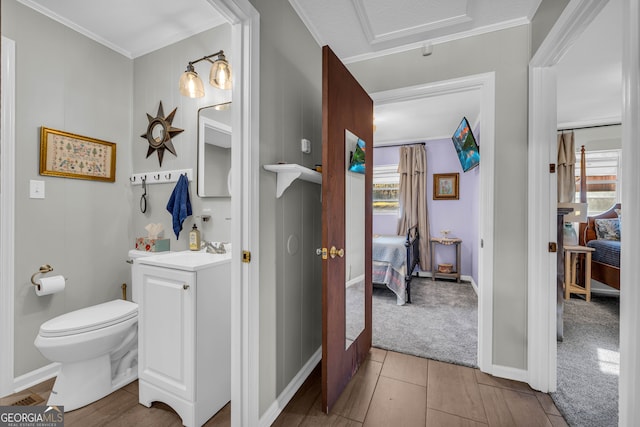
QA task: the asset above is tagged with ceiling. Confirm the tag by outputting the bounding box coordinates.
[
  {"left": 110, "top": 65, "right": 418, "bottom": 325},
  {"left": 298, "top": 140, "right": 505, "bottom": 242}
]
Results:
[
  {"left": 16, "top": 0, "right": 621, "bottom": 143},
  {"left": 289, "top": 0, "right": 542, "bottom": 62},
  {"left": 16, "top": 0, "right": 226, "bottom": 58},
  {"left": 556, "top": 0, "right": 622, "bottom": 129}
]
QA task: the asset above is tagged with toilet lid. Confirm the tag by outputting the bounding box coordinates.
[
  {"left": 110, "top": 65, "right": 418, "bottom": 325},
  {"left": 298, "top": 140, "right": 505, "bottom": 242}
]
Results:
[{"left": 39, "top": 299, "right": 138, "bottom": 337}]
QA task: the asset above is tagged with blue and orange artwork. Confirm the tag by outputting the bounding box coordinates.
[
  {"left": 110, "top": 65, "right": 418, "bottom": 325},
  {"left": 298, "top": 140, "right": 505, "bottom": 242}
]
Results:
[
  {"left": 451, "top": 117, "right": 480, "bottom": 172},
  {"left": 349, "top": 138, "right": 366, "bottom": 174}
]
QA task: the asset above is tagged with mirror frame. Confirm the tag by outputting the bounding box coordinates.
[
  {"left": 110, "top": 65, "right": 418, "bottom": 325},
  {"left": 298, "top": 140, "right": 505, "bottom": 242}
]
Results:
[
  {"left": 344, "top": 129, "right": 366, "bottom": 350},
  {"left": 197, "top": 104, "right": 232, "bottom": 197}
]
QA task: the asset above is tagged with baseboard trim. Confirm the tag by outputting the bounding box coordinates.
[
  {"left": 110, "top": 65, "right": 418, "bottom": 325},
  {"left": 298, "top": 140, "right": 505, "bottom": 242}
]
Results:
[
  {"left": 259, "top": 346, "right": 321, "bottom": 427},
  {"left": 490, "top": 364, "right": 528, "bottom": 384},
  {"left": 13, "top": 362, "right": 59, "bottom": 393},
  {"left": 462, "top": 275, "right": 478, "bottom": 295}
]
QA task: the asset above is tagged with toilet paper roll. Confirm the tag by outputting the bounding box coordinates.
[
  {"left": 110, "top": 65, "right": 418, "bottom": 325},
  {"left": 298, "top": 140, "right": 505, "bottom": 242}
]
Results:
[{"left": 35, "top": 275, "right": 65, "bottom": 296}]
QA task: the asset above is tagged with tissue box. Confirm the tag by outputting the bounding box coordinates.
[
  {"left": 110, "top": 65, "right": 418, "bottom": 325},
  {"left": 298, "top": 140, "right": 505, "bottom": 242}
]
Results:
[{"left": 135, "top": 237, "right": 170, "bottom": 252}]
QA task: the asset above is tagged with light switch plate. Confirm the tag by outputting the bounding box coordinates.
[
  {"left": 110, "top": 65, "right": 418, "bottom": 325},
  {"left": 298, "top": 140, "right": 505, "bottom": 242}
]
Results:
[
  {"left": 301, "top": 138, "right": 311, "bottom": 154},
  {"left": 30, "top": 180, "right": 45, "bottom": 199}
]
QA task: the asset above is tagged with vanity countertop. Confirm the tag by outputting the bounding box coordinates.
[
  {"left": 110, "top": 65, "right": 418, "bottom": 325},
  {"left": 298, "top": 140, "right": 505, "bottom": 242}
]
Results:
[{"left": 137, "top": 250, "right": 231, "bottom": 271}]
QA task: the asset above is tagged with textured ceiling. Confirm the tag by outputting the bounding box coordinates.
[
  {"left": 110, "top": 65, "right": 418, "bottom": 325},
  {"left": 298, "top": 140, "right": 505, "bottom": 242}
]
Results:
[
  {"left": 289, "top": 0, "right": 541, "bottom": 61},
  {"left": 16, "top": 0, "right": 226, "bottom": 58},
  {"left": 16, "top": 0, "right": 620, "bottom": 140}
]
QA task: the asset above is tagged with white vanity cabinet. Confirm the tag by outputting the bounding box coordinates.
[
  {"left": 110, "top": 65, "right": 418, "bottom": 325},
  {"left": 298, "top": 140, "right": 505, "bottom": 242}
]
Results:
[{"left": 135, "top": 252, "right": 231, "bottom": 427}]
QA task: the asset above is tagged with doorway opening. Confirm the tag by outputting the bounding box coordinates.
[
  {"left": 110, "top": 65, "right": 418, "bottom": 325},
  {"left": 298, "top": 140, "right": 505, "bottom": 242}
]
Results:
[{"left": 369, "top": 73, "right": 495, "bottom": 374}]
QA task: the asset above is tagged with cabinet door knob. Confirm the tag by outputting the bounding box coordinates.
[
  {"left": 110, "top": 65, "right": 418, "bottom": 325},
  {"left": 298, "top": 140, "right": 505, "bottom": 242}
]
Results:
[{"left": 183, "top": 284, "right": 190, "bottom": 290}]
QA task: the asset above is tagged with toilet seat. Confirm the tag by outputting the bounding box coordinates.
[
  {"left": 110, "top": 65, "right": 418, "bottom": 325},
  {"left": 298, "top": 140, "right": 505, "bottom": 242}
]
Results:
[{"left": 39, "top": 300, "right": 138, "bottom": 338}]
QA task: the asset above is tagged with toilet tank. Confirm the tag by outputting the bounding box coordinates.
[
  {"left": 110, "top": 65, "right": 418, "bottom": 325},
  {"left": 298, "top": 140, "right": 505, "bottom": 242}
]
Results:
[{"left": 128, "top": 250, "right": 166, "bottom": 303}]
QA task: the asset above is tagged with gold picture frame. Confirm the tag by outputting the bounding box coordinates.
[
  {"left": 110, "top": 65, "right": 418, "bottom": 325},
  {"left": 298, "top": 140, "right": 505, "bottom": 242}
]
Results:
[
  {"left": 433, "top": 173, "right": 459, "bottom": 200},
  {"left": 40, "top": 127, "right": 116, "bottom": 182}
]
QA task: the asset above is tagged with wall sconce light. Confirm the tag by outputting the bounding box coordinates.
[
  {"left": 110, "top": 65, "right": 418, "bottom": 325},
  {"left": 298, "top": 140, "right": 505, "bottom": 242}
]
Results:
[{"left": 179, "top": 50, "right": 232, "bottom": 98}]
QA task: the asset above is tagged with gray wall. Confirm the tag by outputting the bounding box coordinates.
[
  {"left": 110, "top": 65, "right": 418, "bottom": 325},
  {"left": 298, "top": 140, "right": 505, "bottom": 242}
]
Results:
[
  {"left": 3, "top": 0, "right": 233, "bottom": 377},
  {"left": 348, "top": 26, "right": 531, "bottom": 369},
  {"left": 531, "top": 0, "right": 571, "bottom": 57},
  {"left": 132, "top": 25, "right": 233, "bottom": 248},
  {"left": 3, "top": 0, "right": 133, "bottom": 376},
  {"left": 249, "top": 0, "right": 323, "bottom": 416}
]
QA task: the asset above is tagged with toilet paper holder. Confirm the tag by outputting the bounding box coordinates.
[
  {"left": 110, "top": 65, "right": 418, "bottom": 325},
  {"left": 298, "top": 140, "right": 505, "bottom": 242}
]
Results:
[{"left": 31, "top": 264, "right": 54, "bottom": 287}]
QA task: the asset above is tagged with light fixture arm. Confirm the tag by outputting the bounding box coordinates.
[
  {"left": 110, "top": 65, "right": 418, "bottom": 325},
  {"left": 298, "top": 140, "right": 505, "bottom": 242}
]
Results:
[{"left": 187, "top": 50, "right": 225, "bottom": 68}]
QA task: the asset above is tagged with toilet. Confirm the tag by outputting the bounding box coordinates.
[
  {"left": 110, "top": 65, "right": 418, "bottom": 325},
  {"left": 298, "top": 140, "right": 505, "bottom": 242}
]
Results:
[{"left": 33, "top": 249, "right": 155, "bottom": 411}]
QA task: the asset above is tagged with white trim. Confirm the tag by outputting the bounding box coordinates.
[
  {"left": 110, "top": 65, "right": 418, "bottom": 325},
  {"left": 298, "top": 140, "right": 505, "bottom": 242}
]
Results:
[
  {"left": 490, "top": 364, "right": 529, "bottom": 384},
  {"left": 619, "top": 1, "right": 640, "bottom": 424},
  {"left": 352, "top": 0, "right": 471, "bottom": 45},
  {"left": 13, "top": 363, "right": 59, "bottom": 394},
  {"left": 15, "top": 0, "right": 226, "bottom": 59},
  {"left": 287, "top": 0, "right": 326, "bottom": 49},
  {"left": 371, "top": 72, "right": 495, "bottom": 376},
  {"left": 258, "top": 347, "right": 322, "bottom": 427},
  {"left": 462, "top": 275, "right": 478, "bottom": 296},
  {"left": 557, "top": 117, "right": 622, "bottom": 130},
  {"left": 343, "top": 18, "right": 530, "bottom": 64},
  {"left": 527, "top": 0, "right": 610, "bottom": 394},
  {"left": 0, "top": 36, "right": 16, "bottom": 398},
  {"left": 207, "top": 1, "right": 260, "bottom": 426},
  {"left": 287, "top": 0, "right": 529, "bottom": 65}
]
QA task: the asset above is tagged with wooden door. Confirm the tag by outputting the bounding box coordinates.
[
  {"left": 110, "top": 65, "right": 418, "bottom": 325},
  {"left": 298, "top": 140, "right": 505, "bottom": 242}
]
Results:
[{"left": 321, "top": 45, "right": 373, "bottom": 412}]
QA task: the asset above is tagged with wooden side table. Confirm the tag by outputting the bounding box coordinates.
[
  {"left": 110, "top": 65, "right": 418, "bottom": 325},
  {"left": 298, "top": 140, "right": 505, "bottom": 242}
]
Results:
[
  {"left": 564, "top": 245, "right": 595, "bottom": 301},
  {"left": 430, "top": 237, "right": 462, "bottom": 282}
]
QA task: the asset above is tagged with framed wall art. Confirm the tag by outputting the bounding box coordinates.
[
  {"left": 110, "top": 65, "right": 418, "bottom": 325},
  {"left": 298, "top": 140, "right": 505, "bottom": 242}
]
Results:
[
  {"left": 433, "top": 173, "right": 459, "bottom": 200},
  {"left": 40, "top": 127, "right": 116, "bottom": 182}
]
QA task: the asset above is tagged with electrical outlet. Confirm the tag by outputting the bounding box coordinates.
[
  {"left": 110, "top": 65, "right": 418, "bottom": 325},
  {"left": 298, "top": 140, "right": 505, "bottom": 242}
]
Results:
[{"left": 30, "top": 180, "right": 45, "bottom": 199}]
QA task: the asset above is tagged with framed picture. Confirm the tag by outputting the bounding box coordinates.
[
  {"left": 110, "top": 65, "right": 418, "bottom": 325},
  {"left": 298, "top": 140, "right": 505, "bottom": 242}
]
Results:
[
  {"left": 433, "top": 173, "right": 459, "bottom": 200},
  {"left": 451, "top": 116, "right": 480, "bottom": 172},
  {"left": 40, "top": 127, "right": 116, "bottom": 182}
]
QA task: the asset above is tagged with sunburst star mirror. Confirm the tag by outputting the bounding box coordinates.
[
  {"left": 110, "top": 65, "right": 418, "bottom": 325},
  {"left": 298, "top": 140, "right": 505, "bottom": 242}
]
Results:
[{"left": 141, "top": 101, "right": 184, "bottom": 166}]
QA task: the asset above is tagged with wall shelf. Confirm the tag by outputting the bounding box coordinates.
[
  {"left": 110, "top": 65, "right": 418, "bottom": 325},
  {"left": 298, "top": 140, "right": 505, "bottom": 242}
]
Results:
[{"left": 263, "top": 164, "right": 321, "bottom": 198}]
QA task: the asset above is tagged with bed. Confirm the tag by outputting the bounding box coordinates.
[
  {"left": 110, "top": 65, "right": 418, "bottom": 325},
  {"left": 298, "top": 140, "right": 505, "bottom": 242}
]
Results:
[
  {"left": 372, "top": 225, "right": 420, "bottom": 305},
  {"left": 578, "top": 203, "right": 621, "bottom": 290}
]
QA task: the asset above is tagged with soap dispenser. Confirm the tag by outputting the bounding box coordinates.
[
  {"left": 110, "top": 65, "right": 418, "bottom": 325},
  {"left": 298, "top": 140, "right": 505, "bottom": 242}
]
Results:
[{"left": 189, "top": 224, "right": 201, "bottom": 251}]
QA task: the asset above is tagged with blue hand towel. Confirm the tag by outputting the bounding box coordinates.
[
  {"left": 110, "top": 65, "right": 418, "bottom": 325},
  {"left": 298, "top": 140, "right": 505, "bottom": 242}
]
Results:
[{"left": 166, "top": 174, "right": 192, "bottom": 239}]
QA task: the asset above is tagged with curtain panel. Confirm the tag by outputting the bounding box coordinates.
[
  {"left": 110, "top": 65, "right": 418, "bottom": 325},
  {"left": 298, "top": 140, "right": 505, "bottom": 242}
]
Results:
[
  {"left": 396, "top": 145, "right": 431, "bottom": 270},
  {"left": 557, "top": 131, "right": 576, "bottom": 203}
]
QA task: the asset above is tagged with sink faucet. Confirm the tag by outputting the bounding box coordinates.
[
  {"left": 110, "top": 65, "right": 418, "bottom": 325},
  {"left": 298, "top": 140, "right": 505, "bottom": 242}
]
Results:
[{"left": 201, "top": 241, "right": 227, "bottom": 254}]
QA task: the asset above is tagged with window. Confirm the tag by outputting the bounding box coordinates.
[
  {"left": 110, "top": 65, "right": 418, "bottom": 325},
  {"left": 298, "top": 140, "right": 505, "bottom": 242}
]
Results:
[
  {"left": 373, "top": 165, "right": 400, "bottom": 214},
  {"left": 574, "top": 149, "right": 621, "bottom": 216}
]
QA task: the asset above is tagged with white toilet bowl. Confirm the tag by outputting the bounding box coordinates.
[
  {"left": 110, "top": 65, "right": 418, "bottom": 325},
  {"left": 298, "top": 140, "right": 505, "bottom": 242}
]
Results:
[{"left": 34, "top": 299, "right": 138, "bottom": 411}]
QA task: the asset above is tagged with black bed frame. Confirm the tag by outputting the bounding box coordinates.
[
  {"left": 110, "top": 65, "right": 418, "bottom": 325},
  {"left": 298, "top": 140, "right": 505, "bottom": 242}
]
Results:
[{"left": 404, "top": 225, "right": 421, "bottom": 303}]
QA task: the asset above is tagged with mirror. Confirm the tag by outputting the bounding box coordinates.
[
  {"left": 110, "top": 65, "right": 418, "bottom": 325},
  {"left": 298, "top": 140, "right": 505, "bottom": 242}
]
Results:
[
  {"left": 344, "top": 129, "right": 366, "bottom": 349},
  {"left": 197, "top": 103, "right": 232, "bottom": 197}
]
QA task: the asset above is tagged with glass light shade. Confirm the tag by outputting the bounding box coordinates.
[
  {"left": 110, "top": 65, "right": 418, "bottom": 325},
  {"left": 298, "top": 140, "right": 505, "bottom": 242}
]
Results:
[
  {"left": 210, "top": 57, "right": 232, "bottom": 90},
  {"left": 179, "top": 70, "right": 205, "bottom": 98}
]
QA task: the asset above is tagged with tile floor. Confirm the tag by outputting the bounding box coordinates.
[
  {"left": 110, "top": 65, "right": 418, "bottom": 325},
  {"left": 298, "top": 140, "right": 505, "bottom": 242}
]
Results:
[
  {"left": 1, "top": 348, "right": 568, "bottom": 426},
  {"left": 273, "top": 348, "right": 569, "bottom": 426}
]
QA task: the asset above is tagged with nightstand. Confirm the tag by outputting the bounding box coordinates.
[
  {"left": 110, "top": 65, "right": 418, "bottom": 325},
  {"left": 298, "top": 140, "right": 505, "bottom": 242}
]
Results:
[{"left": 564, "top": 245, "right": 595, "bottom": 301}]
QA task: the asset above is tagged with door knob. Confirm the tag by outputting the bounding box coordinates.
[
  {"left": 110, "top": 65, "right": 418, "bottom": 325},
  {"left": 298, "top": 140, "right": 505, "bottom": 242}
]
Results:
[
  {"left": 183, "top": 284, "right": 190, "bottom": 290},
  {"left": 316, "top": 248, "right": 322, "bottom": 256},
  {"left": 329, "top": 246, "right": 345, "bottom": 259}
]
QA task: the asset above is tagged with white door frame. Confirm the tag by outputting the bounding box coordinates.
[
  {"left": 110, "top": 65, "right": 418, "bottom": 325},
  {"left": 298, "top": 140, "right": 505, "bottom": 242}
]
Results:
[
  {"left": 208, "top": 1, "right": 261, "bottom": 426},
  {"left": 371, "top": 72, "right": 495, "bottom": 374},
  {"left": 1, "top": 4, "right": 262, "bottom": 425},
  {"left": 527, "top": 0, "right": 609, "bottom": 393},
  {"left": 0, "top": 36, "right": 16, "bottom": 398},
  {"left": 528, "top": 2, "right": 640, "bottom": 423},
  {"left": 618, "top": 2, "right": 640, "bottom": 424}
]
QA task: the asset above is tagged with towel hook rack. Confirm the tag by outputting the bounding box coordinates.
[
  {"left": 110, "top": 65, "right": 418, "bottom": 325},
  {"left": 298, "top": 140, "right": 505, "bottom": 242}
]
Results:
[{"left": 31, "top": 264, "right": 53, "bottom": 286}]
